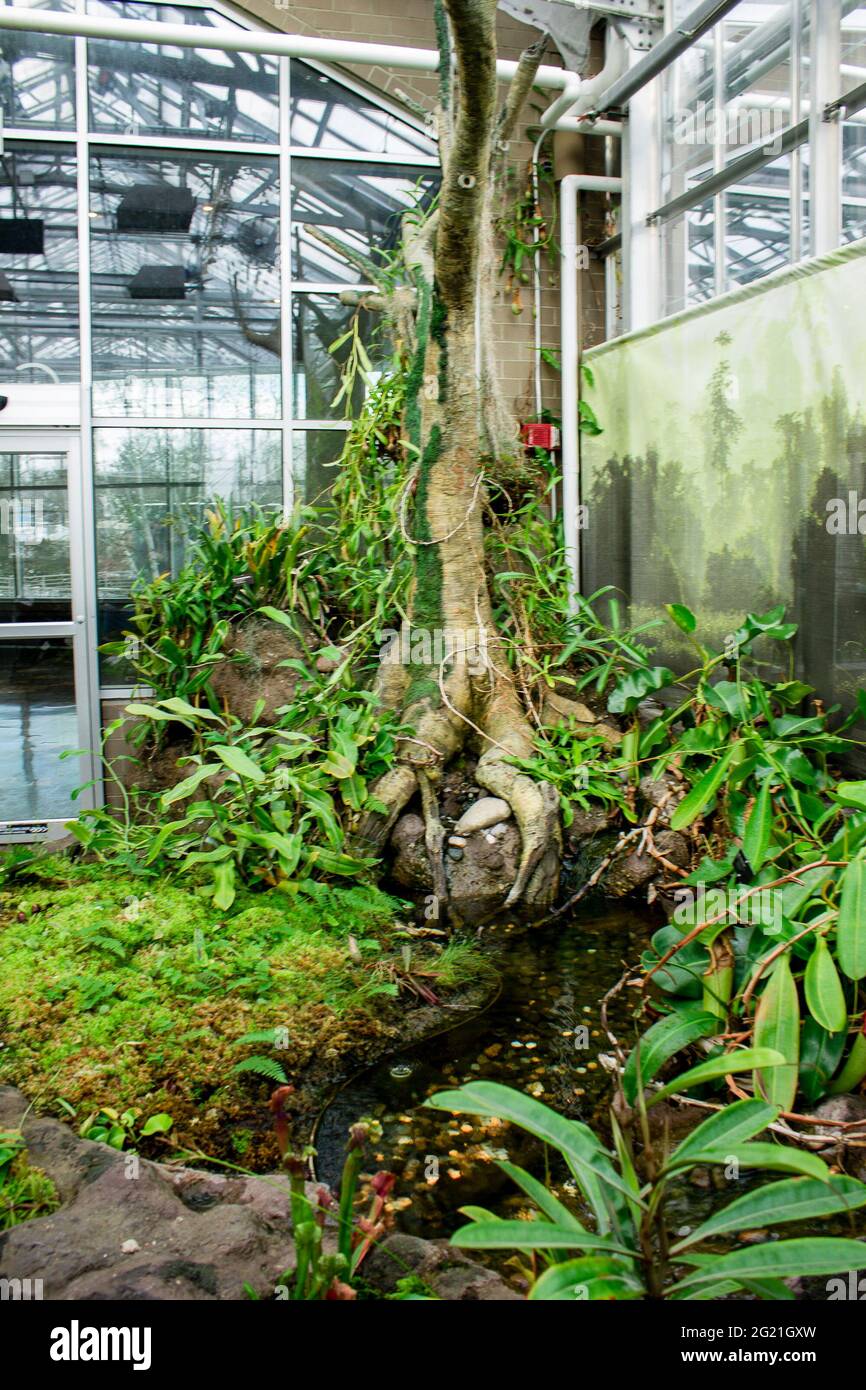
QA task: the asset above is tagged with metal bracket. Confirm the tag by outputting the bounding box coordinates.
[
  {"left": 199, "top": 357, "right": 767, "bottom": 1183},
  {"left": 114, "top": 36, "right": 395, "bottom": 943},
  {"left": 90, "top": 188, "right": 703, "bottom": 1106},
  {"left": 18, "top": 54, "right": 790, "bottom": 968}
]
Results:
[{"left": 545, "top": 1, "right": 663, "bottom": 51}]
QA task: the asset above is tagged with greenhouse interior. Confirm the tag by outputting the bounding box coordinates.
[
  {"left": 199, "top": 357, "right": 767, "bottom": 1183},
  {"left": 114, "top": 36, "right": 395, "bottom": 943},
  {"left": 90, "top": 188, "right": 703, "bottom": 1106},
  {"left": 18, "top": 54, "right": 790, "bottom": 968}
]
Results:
[{"left": 1, "top": 0, "right": 866, "bottom": 1342}]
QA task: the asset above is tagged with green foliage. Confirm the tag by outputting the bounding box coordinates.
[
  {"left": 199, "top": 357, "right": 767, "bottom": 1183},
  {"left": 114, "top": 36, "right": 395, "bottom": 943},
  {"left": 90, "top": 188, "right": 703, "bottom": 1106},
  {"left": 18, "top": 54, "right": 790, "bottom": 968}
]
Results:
[
  {"left": 70, "top": 668, "right": 407, "bottom": 907},
  {"left": 0, "top": 1129, "right": 60, "bottom": 1229},
  {"left": 541, "top": 598, "right": 866, "bottom": 1112},
  {"left": 426, "top": 1081, "right": 866, "bottom": 1300},
  {"left": 78, "top": 1105, "right": 174, "bottom": 1150}
]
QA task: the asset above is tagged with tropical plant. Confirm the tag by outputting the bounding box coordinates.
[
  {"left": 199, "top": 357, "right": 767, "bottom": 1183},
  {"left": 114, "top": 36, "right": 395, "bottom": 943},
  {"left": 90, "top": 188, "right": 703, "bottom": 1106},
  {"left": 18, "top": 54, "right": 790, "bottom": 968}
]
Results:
[
  {"left": 68, "top": 661, "right": 406, "bottom": 908},
  {"left": 426, "top": 1078, "right": 866, "bottom": 1300},
  {"left": 0, "top": 1129, "right": 60, "bottom": 1230}
]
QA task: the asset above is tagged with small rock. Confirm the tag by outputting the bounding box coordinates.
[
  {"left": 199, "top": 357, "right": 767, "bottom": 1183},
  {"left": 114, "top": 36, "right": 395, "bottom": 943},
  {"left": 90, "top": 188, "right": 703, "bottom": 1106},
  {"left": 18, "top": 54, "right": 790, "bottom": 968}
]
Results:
[
  {"left": 121, "top": 1239, "right": 140, "bottom": 1254},
  {"left": 447, "top": 835, "right": 467, "bottom": 848},
  {"left": 447, "top": 847, "right": 464, "bottom": 862},
  {"left": 454, "top": 797, "right": 512, "bottom": 835}
]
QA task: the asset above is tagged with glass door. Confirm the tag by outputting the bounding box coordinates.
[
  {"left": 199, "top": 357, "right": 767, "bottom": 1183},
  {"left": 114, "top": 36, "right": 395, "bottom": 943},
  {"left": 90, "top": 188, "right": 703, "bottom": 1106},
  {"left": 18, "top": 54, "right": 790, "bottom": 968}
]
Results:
[{"left": 0, "top": 432, "right": 99, "bottom": 840}]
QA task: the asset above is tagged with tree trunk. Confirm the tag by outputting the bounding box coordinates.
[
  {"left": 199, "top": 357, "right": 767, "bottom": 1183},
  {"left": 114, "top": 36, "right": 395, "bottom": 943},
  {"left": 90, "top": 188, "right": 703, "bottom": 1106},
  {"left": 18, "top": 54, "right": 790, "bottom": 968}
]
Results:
[{"left": 356, "top": 0, "right": 561, "bottom": 921}]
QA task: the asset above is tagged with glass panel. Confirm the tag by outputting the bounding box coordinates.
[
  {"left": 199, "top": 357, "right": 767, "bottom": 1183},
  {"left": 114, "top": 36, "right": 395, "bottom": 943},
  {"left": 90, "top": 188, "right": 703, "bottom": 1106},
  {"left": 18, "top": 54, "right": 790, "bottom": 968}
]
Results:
[
  {"left": 293, "top": 293, "right": 389, "bottom": 420},
  {"left": 89, "top": 149, "right": 280, "bottom": 418},
  {"left": 661, "top": 14, "right": 716, "bottom": 206},
  {"left": 93, "top": 427, "right": 282, "bottom": 677},
  {"left": 292, "top": 428, "right": 347, "bottom": 507},
  {"left": 292, "top": 159, "right": 439, "bottom": 282},
  {"left": 86, "top": 1, "right": 279, "bottom": 144},
  {"left": 725, "top": 154, "right": 792, "bottom": 287},
  {"left": 0, "top": 0, "right": 76, "bottom": 130},
  {"left": 723, "top": 1, "right": 792, "bottom": 154},
  {"left": 662, "top": 198, "right": 716, "bottom": 315},
  {"left": 0, "top": 450, "right": 71, "bottom": 621},
  {"left": 0, "top": 144, "right": 80, "bottom": 382},
  {"left": 0, "top": 635, "right": 79, "bottom": 823},
  {"left": 841, "top": 3, "right": 866, "bottom": 97},
  {"left": 843, "top": 120, "right": 866, "bottom": 242},
  {"left": 290, "top": 61, "right": 437, "bottom": 159}
]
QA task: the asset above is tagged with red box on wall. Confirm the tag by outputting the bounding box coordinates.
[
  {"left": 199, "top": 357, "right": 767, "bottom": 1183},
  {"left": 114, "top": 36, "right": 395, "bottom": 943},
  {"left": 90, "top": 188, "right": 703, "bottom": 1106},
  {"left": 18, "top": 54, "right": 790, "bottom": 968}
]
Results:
[{"left": 520, "top": 422, "right": 560, "bottom": 450}]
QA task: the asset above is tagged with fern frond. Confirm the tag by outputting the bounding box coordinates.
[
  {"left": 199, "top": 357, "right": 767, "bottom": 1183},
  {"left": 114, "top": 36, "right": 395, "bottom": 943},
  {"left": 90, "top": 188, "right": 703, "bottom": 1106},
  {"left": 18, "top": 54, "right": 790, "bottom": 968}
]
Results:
[
  {"left": 232, "top": 1029, "right": 284, "bottom": 1047},
  {"left": 232, "top": 1055, "right": 288, "bottom": 1084}
]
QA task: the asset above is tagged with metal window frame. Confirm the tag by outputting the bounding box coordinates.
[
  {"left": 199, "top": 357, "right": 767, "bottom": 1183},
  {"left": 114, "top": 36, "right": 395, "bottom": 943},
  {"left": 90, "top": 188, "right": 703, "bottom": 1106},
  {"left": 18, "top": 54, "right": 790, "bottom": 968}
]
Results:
[
  {"left": 0, "top": 0, "right": 448, "bottom": 833},
  {"left": 637, "top": 0, "right": 853, "bottom": 324},
  {"left": 0, "top": 427, "right": 100, "bottom": 839}
]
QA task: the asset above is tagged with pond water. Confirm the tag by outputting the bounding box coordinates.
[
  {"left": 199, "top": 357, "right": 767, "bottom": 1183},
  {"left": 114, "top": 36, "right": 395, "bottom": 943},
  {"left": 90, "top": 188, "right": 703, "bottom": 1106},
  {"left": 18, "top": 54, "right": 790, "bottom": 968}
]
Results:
[{"left": 314, "top": 904, "right": 657, "bottom": 1238}]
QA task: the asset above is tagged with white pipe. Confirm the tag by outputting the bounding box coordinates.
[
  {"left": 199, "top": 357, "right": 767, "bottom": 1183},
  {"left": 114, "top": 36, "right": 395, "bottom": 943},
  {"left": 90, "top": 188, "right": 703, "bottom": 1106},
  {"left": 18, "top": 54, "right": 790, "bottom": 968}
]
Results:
[
  {"left": 560, "top": 173, "right": 622, "bottom": 613},
  {"left": 541, "top": 26, "right": 629, "bottom": 130},
  {"left": 0, "top": 7, "right": 572, "bottom": 88},
  {"left": 553, "top": 117, "right": 623, "bottom": 136}
]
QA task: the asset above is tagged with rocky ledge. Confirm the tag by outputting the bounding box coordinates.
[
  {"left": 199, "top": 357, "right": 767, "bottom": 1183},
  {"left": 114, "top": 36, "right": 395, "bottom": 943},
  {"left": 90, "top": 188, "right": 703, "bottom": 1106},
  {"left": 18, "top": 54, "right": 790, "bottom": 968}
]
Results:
[{"left": 0, "top": 1086, "right": 515, "bottom": 1301}]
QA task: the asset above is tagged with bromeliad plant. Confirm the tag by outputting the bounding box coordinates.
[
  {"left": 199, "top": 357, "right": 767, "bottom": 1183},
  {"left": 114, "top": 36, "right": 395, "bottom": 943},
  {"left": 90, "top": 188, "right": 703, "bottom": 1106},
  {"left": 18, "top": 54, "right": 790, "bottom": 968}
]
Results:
[
  {"left": 426, "top": 1072, "right": 866, "bottom": 1301},
  {"left": 70, "top": 673, "right": 405, "bottom": 910}
]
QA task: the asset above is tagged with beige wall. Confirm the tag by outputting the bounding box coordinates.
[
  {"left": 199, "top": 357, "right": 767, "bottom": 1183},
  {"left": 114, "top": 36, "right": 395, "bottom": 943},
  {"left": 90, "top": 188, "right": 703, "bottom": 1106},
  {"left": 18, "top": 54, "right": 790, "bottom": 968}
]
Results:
[{"left": 236, "top": 0, "right": 613, "bottom": 424}]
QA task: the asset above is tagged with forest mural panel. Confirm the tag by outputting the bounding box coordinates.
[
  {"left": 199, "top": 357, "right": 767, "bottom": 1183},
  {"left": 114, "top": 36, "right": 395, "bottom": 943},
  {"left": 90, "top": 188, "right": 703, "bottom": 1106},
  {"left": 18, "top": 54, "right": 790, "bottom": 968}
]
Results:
[{"left": 581, "top": 240, "right": 866, "bottom": 722}]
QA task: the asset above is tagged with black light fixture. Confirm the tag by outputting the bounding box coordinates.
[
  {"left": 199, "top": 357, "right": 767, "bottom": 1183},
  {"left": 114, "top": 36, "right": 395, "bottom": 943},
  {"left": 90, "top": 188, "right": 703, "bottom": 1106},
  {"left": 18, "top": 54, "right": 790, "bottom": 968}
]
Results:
[
  {"left": 117, "top": 186, "right": 195, "bottom": 234},
  {"left": 128, "top": 265, "right": 187, "bottom": 300},
  {"left": 0, "top": 219, "right": 45, "bottom": 255},
  {"left": 0, "top": 273, "right": 18, "bottom": 303}
]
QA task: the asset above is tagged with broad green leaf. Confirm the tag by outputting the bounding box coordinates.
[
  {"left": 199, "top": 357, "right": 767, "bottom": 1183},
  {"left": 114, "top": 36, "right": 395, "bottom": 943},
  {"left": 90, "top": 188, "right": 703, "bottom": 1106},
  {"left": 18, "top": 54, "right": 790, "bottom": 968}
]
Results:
[
  {"left": 834, "top": 781, "right": 866, "bottom": 810},
  {"left": 742, "top": 777, "right": 774, "bottom": 873},
  {"left": 804, "top": 936, "right": 848, "bottom": 1035},
  {"left": 450, "top": 1220, "right": 633, "bottom": 1256},
  {"left": 666, "top": 1141, "right": 828, "bottom": 1181},
  {"left": 622, "top": 1006, "right": 719, "bottom": 1105},
  {"left": 647, "top": 1047, "right": 785, "bottom": 1107},
  {"left": 800, "top": 1018, "right": 848, "bottom": 1104},
  {"left": 160, "top": 697, "right": 221, "bottom": 721},
  {"left": 212, "top": 859, "right": 236, "bottom": 911},
  {"left": 671, "top": 1175, "right": 866, "bottom": 1253},
  {"left": 670, "top": 749, "right": 737, "bottom": 832},
  {"left": 160, "top": 763, "right": 220, "bottom": 807},
  {"left": 672, "top": 1237, "right": 866, "bottom": 1291},
  {"left": 496, "top": 1159, "right": 586, "bottom": 1231},
  {"left": 213, "top": 744, "right": 265, "bottom": 783},
  {"left": 124, "top": 701, "right": 173, "bottom": 722},
  {"left": 529, "top": 1257, "right": 644, "bottom": 1301},
  {"left": 837, "top": 856, "right": 866, "bottom": 981},
  {"left": 829, "top": 1032, "right": 866, "bottom": 1095},
  {"left": 669, "top": 1098, "right": 778, "bottom": 1167},
  {"left": 140, "top": 1113, "right": 174, "bottom": 1137},
  {"left": 425, "top": 1082, "right": 640, "bottom": 1234},
  {"left": 754, "top": 955, "right": 800, "bottom": 1111},
  {"left": 666, "top": 603, "right": 696, "bottom": 634}
]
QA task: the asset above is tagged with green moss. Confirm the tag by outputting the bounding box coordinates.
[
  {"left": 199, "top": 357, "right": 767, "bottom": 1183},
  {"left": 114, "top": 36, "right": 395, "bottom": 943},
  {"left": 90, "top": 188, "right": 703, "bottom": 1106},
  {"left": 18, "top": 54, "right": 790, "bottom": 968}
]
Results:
[{"left": 0, "top": 864, "right": 409, "bottom": 1146}]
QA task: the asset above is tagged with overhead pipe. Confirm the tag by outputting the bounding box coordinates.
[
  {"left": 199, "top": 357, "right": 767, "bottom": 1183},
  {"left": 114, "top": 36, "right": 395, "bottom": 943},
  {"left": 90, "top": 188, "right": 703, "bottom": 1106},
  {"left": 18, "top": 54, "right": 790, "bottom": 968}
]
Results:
[
  {"left": 560, "top": 173, "right": 622, "bottom": 612},
  {"left": 0, "top": 6, "right": 572, "bottom": 89},
  {"left": 540, "top": 26, "right": 628, "bottom": 130},
  {"left": 589, "top": 0, "right": 742, "bottom": 116}
]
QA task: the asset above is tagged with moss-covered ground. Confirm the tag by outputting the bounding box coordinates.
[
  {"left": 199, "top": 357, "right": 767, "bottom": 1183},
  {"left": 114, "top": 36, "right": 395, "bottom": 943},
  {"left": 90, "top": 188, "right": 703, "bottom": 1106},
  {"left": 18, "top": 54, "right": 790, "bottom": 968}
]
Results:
[{"left": 0, "top": 859, "right": 485, "bottom": 1170}]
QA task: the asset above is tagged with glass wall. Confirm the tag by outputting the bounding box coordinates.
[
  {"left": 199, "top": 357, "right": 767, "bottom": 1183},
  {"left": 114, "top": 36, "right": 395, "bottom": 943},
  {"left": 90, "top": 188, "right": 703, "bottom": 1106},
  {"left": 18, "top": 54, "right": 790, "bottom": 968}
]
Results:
[{"left": 0, "top": 0, "right": 440, "bottom": 689}]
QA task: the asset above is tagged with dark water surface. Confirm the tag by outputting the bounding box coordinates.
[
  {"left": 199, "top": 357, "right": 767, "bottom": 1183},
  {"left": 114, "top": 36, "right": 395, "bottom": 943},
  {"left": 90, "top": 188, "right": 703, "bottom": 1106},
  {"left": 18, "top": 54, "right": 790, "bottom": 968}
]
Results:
[{"left": 314, "top": 904, "right": 656, "bottom": 1238}]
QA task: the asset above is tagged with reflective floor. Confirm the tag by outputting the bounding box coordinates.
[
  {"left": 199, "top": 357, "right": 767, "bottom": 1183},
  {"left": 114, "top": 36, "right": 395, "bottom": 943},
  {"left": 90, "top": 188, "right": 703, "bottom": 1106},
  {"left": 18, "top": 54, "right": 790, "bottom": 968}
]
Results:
[{"left": 0, "top": 640, "right": 80, "bottom": 823}]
